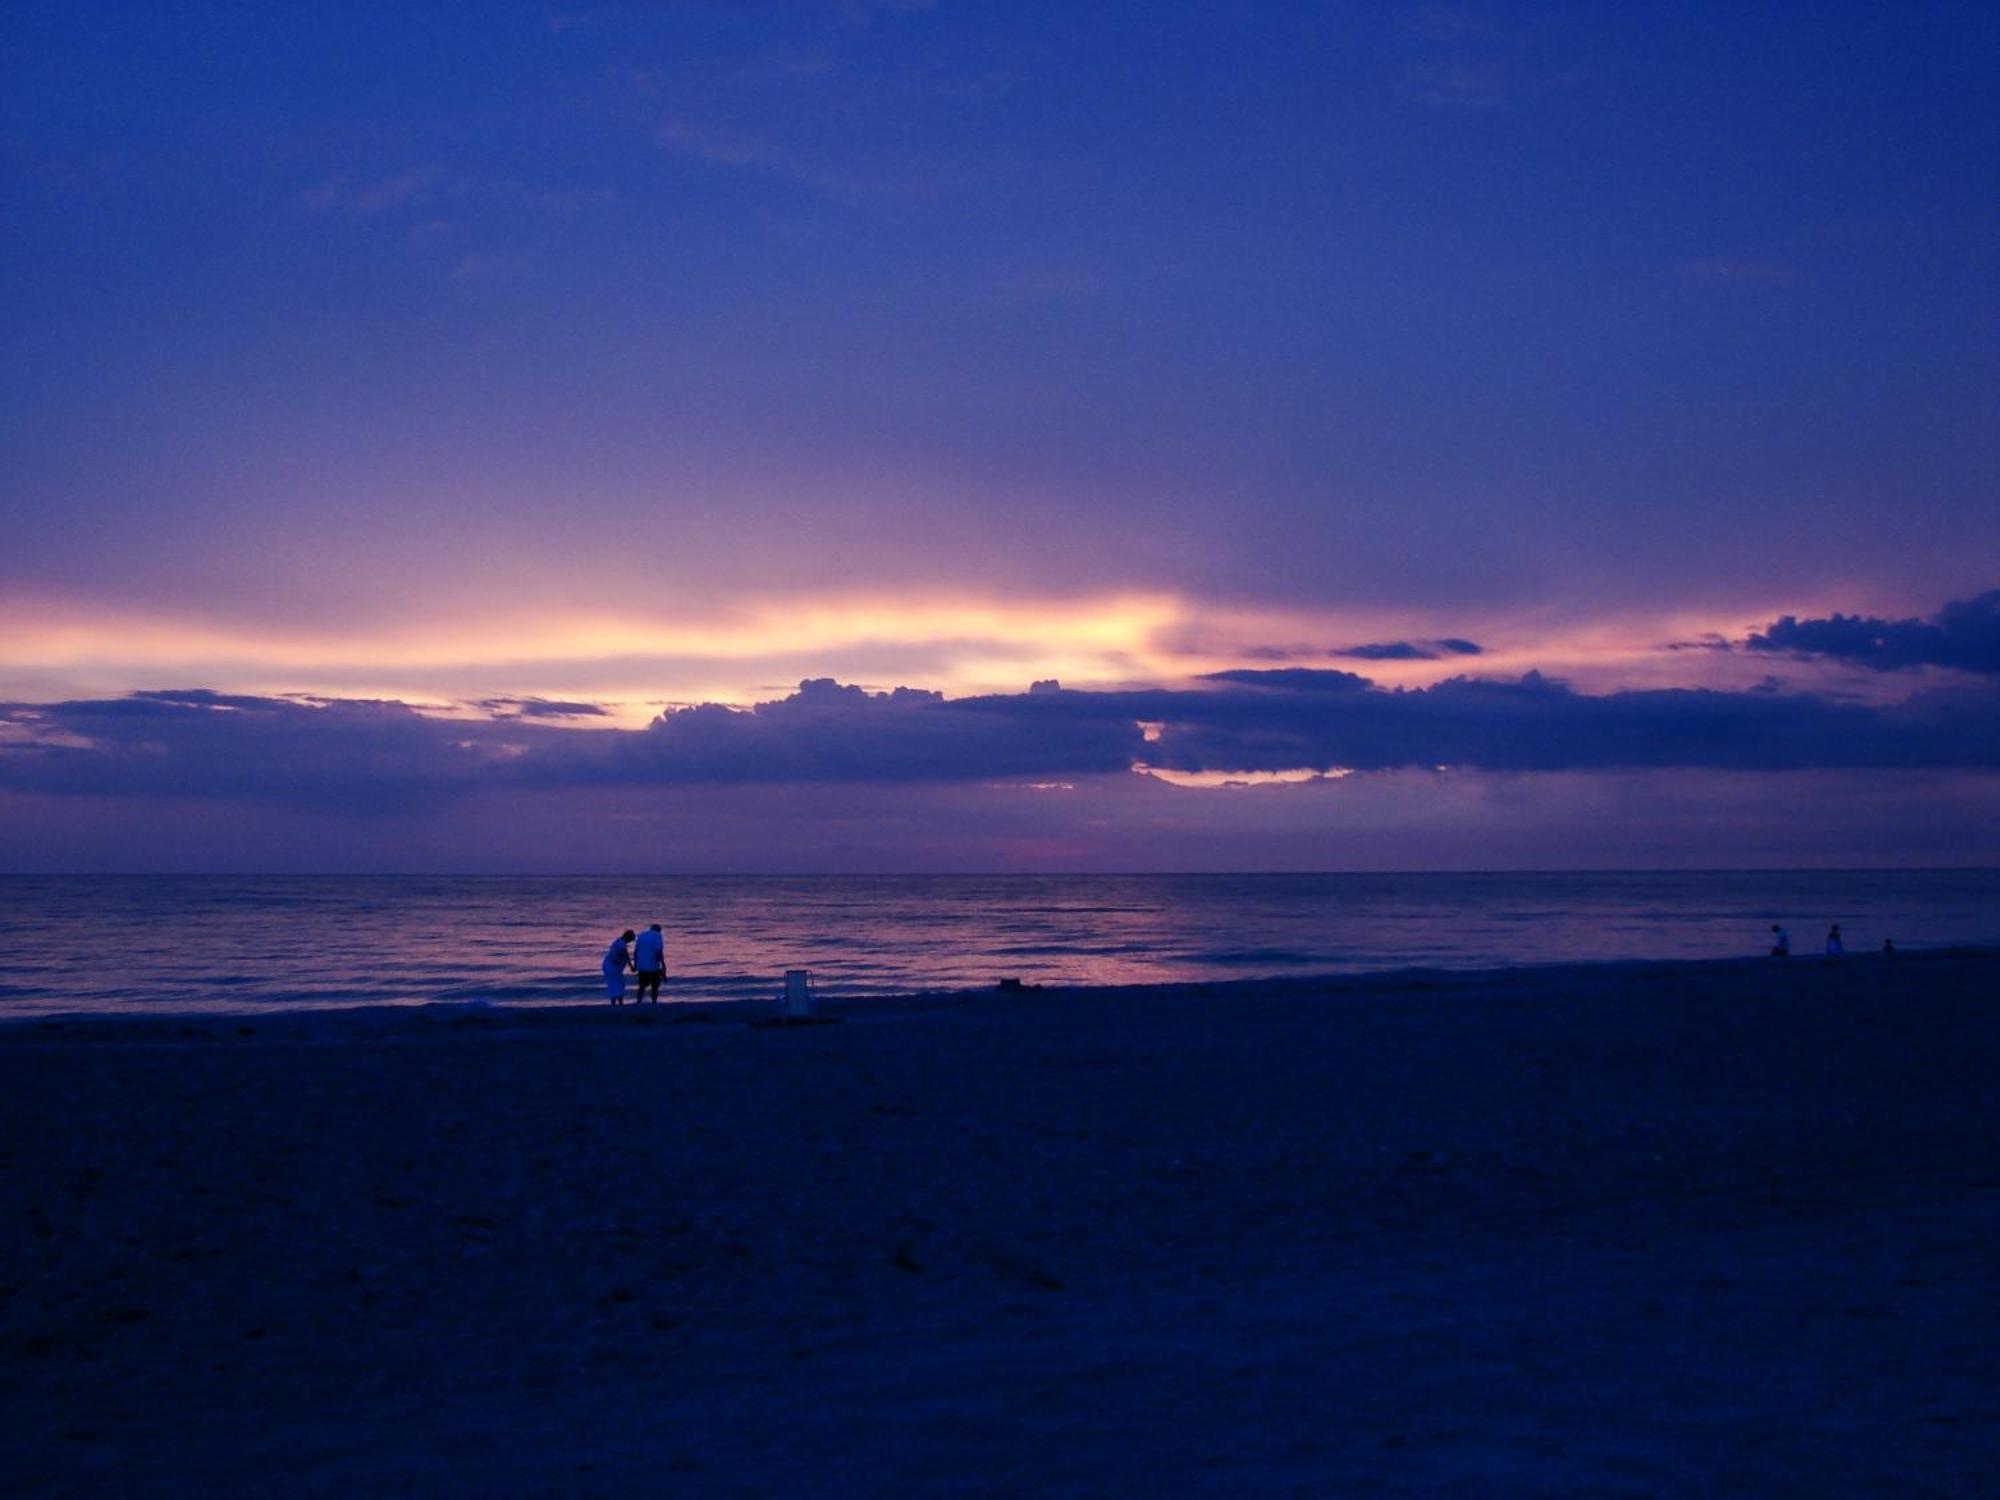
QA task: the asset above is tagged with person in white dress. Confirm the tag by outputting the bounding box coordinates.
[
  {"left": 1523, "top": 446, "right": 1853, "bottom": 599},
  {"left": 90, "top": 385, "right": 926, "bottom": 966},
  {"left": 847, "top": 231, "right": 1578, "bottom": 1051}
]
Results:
[{"left": 603, "top": 929, "right": 635, "bottom": 1004}]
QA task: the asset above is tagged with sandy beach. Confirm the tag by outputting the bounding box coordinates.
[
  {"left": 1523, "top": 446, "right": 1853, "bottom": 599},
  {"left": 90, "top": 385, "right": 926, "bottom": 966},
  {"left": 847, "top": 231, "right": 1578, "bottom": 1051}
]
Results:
[{"left": 3, "top": 951, "right": 1996, "bottom": 1496}]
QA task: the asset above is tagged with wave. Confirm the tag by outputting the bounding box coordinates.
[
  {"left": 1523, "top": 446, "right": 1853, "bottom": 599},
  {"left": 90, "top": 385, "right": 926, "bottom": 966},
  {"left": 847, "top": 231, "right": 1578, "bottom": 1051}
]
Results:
[{"left": 1184, "top": 948, "right": 1335, "bottom": 968}]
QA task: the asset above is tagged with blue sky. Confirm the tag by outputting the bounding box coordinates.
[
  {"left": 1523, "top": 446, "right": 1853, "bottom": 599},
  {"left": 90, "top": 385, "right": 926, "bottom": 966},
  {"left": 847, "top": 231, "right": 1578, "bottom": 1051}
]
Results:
[{"left": 2, "top": 1, "right": 1995, "bottom": 868}]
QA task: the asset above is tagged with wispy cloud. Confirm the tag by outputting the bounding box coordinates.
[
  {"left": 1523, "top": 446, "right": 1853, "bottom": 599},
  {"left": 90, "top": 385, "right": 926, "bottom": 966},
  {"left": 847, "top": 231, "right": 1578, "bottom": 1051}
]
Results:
[
  {"left": 1396, "top": 4, "right": 1551, "bottom": 109},
  {"left": 654, "top": 117, "right": 955, "bottom": 199},
  {"left": 297, "top": 165, "right": 617, "bottom": 282},
  {"left": 1333, "top": 638, "right": 1485, "bottom": 662},
  {"left": 1663, "top": 633, "right": 1734, "bottom": 654},
  {"left": 300, "top": 167, "right": 618, "bottom": 221},
  {"left": 655, "top": 119, "right": 790, "bottom": 173},
  {"left": 1208, "top": 639, "right": 1485, "bottom": 664},
  {"left": 299, "top": 167, "right": 454, "bottom": 216},
  {"left": 474, "top": 696, "right": 610, "bottom": 719}
]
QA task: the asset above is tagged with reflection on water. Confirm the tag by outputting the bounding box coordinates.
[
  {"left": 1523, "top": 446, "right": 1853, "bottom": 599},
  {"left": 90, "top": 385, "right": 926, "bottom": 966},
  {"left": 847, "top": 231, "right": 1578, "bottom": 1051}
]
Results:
[{"left": 0, "top": 871, "right": 1995, "bottom": 1016}]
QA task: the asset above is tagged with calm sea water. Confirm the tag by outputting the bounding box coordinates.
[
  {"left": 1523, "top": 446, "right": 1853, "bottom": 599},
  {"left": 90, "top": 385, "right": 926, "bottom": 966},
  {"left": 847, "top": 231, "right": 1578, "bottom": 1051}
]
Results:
[{"left": 0, "top": 871, "right": 1995, "bottom": 1017}]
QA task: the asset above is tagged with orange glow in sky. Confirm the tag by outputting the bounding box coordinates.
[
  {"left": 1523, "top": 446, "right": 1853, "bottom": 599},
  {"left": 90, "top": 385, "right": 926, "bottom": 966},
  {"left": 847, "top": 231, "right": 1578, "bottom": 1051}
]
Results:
[{"left": 0, "top": 590, "right": 1798, "bottom": 721}]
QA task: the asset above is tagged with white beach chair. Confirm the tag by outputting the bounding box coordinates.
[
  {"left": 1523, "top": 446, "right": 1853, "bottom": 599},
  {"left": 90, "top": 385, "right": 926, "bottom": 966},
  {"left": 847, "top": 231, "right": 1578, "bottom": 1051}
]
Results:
[
  {"left": 780, "top": 968, "right": 816, "bottom": 1019},
  {"left": 752, "top": 968, "right": 837, "bottom": 1028}
]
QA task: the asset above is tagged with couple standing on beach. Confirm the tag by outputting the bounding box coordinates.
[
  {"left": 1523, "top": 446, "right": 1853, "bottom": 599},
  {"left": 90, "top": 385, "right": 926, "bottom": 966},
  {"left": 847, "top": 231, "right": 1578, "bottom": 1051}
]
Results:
[{"left": 603, "top": 925, "right": 666, "bottom": 1005}]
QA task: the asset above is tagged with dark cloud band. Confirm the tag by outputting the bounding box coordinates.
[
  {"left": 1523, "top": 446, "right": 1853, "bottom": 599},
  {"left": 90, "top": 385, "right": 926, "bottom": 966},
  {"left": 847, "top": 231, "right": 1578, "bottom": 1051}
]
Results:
[
  {"left": 1746, "top": 589, "right": 2000, "bottom": 677},
  {"left": 4, "top": 659, "right": 1997, "bottom": 812}
]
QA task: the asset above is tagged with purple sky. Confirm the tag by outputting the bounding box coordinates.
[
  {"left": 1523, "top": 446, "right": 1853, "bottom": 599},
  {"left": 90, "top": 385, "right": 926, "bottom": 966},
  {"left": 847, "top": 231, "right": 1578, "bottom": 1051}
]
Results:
[{"left": 3, "top": 2, "right": 1996, "bottom": 870}]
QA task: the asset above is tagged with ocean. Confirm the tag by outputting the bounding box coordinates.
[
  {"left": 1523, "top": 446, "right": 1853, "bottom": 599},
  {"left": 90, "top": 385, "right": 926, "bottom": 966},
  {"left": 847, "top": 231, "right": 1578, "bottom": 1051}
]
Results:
[{"left": 1, "top": 870, "right": 1995, "bottom": 1018}]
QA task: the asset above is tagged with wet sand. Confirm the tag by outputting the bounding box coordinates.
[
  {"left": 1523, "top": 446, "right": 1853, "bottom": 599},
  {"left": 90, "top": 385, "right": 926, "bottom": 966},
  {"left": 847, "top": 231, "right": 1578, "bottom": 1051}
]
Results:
[{"left": 2, "top": 951, "right": 1996, "bottom": 1495}]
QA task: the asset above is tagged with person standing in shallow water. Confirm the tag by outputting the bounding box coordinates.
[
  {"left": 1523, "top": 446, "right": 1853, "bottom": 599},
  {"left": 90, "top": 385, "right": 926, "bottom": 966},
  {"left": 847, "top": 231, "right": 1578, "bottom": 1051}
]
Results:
[
  {"left": 633, "top": 922, "right": 666, "bottom": 1004},
  {"left": 603, "top": 929, "right": 635, "bottom": 1005},
  {"left": 1825, "top": 923, "right": 1844, "bottom": 958},
  {"left": 1770, "top": 924, "right": 1791, "bottom": 957}
]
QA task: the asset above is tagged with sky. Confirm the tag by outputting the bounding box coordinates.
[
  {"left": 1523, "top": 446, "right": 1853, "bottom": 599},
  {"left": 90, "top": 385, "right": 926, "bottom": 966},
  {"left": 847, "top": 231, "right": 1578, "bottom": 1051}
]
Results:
[{"left": 2, "top": 0, "right": 1996, "bottom": 871}]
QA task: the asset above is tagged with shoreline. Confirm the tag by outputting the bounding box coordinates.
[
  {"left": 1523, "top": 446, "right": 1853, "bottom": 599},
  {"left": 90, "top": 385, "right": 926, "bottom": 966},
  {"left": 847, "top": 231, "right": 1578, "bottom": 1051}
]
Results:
[{"left": 3, "top": 943, "right": 1993, "bottom": 1037}]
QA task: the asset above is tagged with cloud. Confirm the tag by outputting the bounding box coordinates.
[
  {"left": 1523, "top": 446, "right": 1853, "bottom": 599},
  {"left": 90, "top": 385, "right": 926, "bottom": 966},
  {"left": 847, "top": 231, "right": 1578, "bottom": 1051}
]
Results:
[
  {"left": 474, "top": 697, "right": 609, "bottom": 720},
  {"left": 520, "top": 677, "right": 1139, "bottom": 787},
  {"left": 299, "top": 168, "right": 454, "bottom": 216},
  {"left": 654, "top": 118, "right": 958, "bottom": 200},
  {"left": 300, "top": 167, "right": 617, "bottom": 227},
  {"left": 0, "top": 690, "right": 522, "bottom": 810},
  {"left": 655, "top": 120, "right": 790, "bottom": 173},
  {"left": 1745, "top": 589, "right": 2000, "bottom": 677},
  {"left": 1227, "top": 639, "right": 1485, "bottom": 664},
  {"left": 1663, "top": 634, "right": 1733, "bottom": 654},
  {"left": 1397, "top": 4, "right": 1548, "bottom": 109},
  {"left": 1127, "top": 670, "right": 2000, "bottom": 776},
  {"left": 5, "top": 663, "right": 1997, "bottom": 815},
  {"left": 1332, "top": 638, "right": 1485, "bottom": 662},
  {"left": 1198, "top": 669, "right": 1372, "bottom": 693}
]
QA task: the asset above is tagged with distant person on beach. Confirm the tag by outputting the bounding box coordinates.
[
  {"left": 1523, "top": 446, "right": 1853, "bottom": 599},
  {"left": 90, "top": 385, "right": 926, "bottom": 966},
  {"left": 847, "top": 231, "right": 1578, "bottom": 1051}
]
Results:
[
  {"left": 603, "top": 929, "right": 635, "bottom": 1005},
  {"left": 1770, "top": 924, "right": 1791, "bottom": 957},
  {"left": 1883, "top": 937, "right": 1897, "bottom": 955},
  {"left": 633, "top": 923, "right": 666, "bottom": 1004},
  {"left": 1825, "top": 924, "right": 1844, "bottom": 958}
]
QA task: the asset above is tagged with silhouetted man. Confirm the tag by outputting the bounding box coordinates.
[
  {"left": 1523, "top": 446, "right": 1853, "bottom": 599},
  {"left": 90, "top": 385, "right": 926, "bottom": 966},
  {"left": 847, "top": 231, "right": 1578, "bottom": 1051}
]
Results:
[{"left": 634, "top": 923, "right": 666, "bottom": 1003}]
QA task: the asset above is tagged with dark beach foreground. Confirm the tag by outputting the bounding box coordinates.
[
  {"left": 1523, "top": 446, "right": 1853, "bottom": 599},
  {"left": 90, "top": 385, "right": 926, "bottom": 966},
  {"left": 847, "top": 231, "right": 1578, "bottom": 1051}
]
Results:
[{"left": 2, "top": 952, "right": 1996, "bottom": 1496}]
